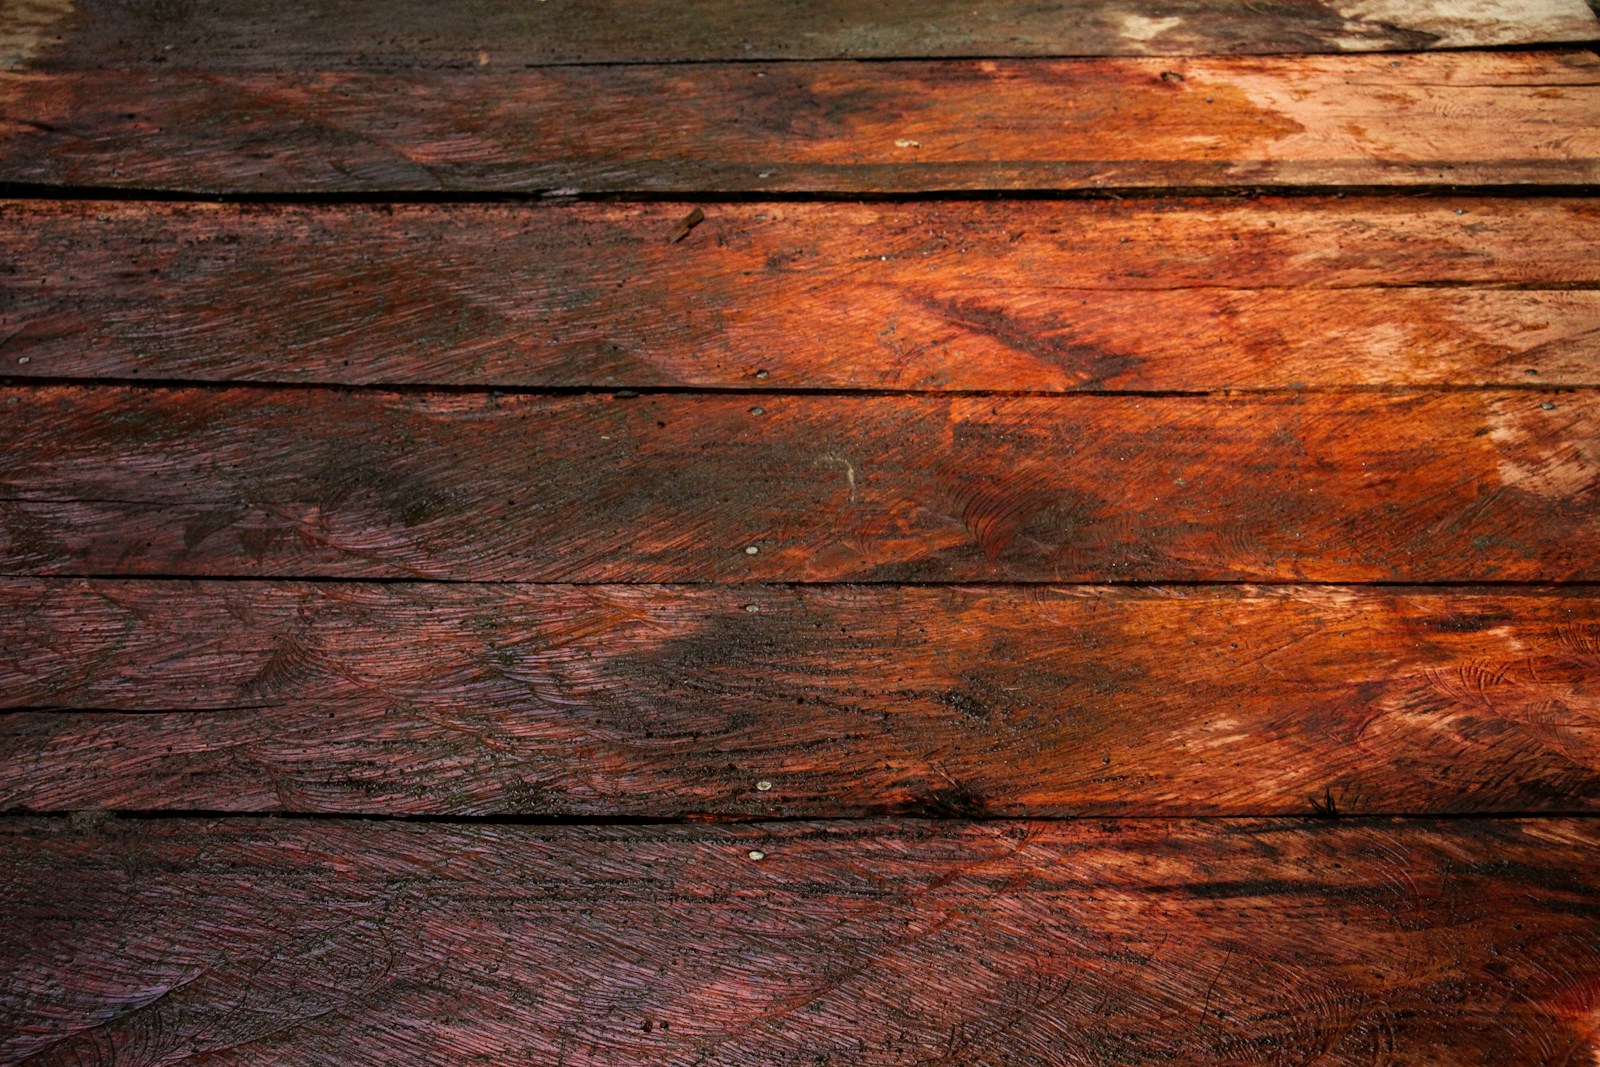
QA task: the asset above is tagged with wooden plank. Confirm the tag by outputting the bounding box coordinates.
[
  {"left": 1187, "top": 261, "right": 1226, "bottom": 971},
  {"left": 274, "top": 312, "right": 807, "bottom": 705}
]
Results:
[
  {"left": 5, "top": 197, "right": 1599, "bottom": 391},
  {"left": 3, "top": 579, "right": 1598, "bottom": 816},
  {"left": 2, "top": 386, "right": 1597, "bottom": 582},
  {"left": 2, "top": 816, "right": 1597, "bottom": 1064},
  {"left": 3, "top": 52, "right": 1598, "bottom": 194},
  {"left": 10, "top": 0, "right": 1598, "bottom": 69}
]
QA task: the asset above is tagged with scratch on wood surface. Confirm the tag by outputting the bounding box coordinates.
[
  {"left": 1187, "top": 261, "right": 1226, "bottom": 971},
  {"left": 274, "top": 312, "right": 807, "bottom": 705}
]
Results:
[{"left": 818, "top": 452, "right": 859, "bottom": 501}]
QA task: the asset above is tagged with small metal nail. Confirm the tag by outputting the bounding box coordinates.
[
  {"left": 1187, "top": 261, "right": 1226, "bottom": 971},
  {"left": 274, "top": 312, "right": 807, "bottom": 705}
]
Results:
[
  {"left": 756, "top": 780, "right": 773, "bottom": 791},
  {"left": 747, "top": 850, "right": 766, "bottom": 861}
]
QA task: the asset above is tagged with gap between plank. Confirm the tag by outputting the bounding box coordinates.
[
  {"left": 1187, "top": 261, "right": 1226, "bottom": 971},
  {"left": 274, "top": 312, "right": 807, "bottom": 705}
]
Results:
[
  {"left": 3, "top": 183, "right": 1600, "bottom": 205},
  {"left": 65, "top": 42, "right": 1588, "bottom": 71},
  {"left": 14, "top": 809, "right": 1600, "bottom": 826},
  {"left": 8, "top": 575, "right": 1600, "bottom": 588},
  {"left": 5, "top": 809, "right": 1599, "bottom": 826},
  {"left": 5, "top": 378, "right": 1600, "bottom": 400}
]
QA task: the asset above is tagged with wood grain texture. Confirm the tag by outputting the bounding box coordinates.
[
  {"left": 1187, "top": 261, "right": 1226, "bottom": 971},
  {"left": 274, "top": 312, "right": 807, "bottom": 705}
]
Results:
[
  {"left": 3, "top": 51, "right": 1598, "bottom": 194},
  {"left": 3, "top": 579, "right": 1598, "bottom": 816},
  {"left": 2, "top": 386, "right": 1597, "bottom": 582},
  {"left": 12, "top": 0, "right": 1598, "bottom": 69},
  {"left": 2, "top": 816, "right": 1598, "bottom": 1065},
  {"left": 5, "top": 197, "right": 1599, "bottom": 391}
]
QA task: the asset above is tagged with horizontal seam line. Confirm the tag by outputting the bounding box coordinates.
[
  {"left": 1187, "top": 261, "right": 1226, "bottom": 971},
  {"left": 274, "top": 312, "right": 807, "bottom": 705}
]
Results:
[
  {"left": 3, "top": 810, "right": 1598, "bottom": 826},
  {"left": 23, "top": 41, "right": 1600, "bottom": 71},
  {"left": 3, "top": 184, "right": 1600, "bottom": 205},
  {"left": 4, "top": 380, "right": 1600, "bottom": 398},
  {"left": 5, "top": 577, "right": 1600, "bottom": 588}
]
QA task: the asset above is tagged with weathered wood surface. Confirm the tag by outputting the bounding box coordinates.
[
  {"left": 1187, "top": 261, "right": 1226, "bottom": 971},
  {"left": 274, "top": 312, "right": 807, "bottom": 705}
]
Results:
[
  {"left": 3, "top": 52, "right": 1598, "bottom": 194},
  {"left": 3, "top": 579, "right": 1598, "bottom": 816},
  {"left": 6, "top": 197, "right": 1599, "bottom": 391},
  {"left": 2, "top": 386, "right": 1596, "bottom": 582},
  {"left": 4, "top": 1, "right": 1598, "bottom": 1060},
  {"left": 8, "top": 0, "right": 1598, "bottom": 71},
  {"left": 3, "top": 816, "right": 1598, "bottom": 1065}
]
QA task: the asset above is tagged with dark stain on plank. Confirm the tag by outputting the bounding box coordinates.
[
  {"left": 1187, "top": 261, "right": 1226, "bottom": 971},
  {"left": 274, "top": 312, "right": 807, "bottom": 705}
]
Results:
[
  {"left": 1, "top": 817, "right": 1597, "bottom": 1064},
  {"left": 5, "top": 199, "right": 1596, "bottom": 391},
  {"left": 4, "top": 387, "right": 1597, "bottom": 582},
  {"left": 2, "top": 52, "right": 1597, "bottom": 193},
  {"left": 2, "top": 580, "right": 1597, "bottom": 816},
  {"left": 14, "top": 0, "right": 1598, "bottom": 70}
]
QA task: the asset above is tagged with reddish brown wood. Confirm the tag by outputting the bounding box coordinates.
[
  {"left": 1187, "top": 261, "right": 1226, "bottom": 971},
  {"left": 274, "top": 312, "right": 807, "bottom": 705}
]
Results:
[
  {"left": 2, "top": 579, "right": 1598, "bottom": 816},
  {"left": 5, "top": 198, "right": 1598, "bottom": 391},
  {"left": 3, "top": 52, "right": 1597, "bottom": 193},
  {"left": 12, "top": 0, "right": 1597, "bottom": 69},
  {"left": 1, "top": 386, "right": 1596, "bottom": 582},
  {"left": 4, "top": 0, "right": 1597, "bottom": 1057},
  {"left": 2, "top": 816, "right": 1597, "bottom": 1065}
]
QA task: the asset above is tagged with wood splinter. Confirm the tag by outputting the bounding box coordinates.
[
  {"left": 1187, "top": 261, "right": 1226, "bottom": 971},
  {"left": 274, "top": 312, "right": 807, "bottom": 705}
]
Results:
[{"left": 668, "top": 207, "right": 705, "bottom": 243}]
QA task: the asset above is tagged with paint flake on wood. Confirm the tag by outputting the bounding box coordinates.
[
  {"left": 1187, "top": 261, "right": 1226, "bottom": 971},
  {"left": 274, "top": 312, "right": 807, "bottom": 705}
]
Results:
[
  {"left": 2, "top": 579, "right": 1597, "bottom": 816},
  {"left": 1, "top": 817, "right": 1597, "bottom": 1065},
  {"left": 3, "top": 51, "right": 1597, "bottom": 193},
  {"left": 4, "top": 198, "right": 1599, "bottom": 390}
]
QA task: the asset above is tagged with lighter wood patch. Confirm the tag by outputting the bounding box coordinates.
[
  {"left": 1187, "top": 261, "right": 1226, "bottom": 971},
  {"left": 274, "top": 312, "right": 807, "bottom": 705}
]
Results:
[
  {"left": 1331, "top": 0, "right": 1599, "bottom": 47},
  {"left": 1116, "top": 14, "right": 1184, "bottom": 48},
  {"left": 1, "top": 0, "right": 72, "bottom": 71},
  {"left": 1489, "top": 398, "right": 1600, "bottom": 500}
]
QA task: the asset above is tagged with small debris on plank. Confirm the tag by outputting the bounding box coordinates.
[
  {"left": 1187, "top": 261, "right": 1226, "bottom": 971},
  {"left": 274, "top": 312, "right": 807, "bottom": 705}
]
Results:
[{"left": 668, "top": 207, "right": 706, "bottom": 243}]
